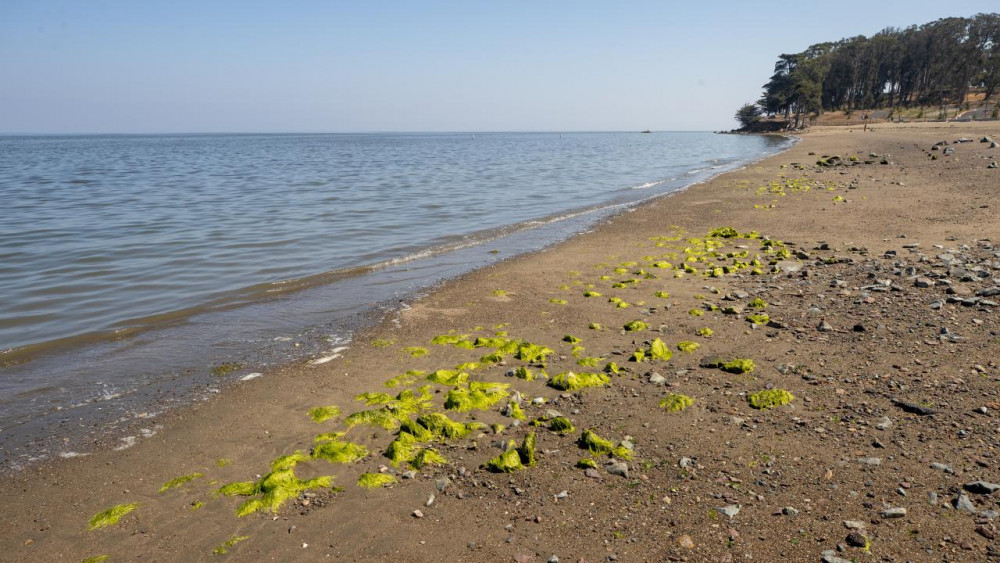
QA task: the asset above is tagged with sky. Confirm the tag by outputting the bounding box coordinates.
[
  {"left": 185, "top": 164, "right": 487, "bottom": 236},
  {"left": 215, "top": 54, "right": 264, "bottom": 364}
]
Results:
[{"left": 1, "top": 1, "right": 997, "bottom": 133}]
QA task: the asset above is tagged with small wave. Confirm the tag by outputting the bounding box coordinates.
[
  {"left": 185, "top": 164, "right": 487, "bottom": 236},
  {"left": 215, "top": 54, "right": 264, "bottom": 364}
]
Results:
[{"left": 627, "top": 179, "right": 668, "bottom": 190}]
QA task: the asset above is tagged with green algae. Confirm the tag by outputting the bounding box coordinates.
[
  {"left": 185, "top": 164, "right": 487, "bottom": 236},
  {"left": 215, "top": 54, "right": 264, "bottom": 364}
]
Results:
[
  {"left": 579, "top": 429, "right": 615, "bottom": 456},
  {"left": 190, "top": 500, "right": 205, "bottom": 510},
  {"left": 516, "top": 342, "right": 555, "bottom": 365},
  {"left": 454, "top": 362, "right": 481, "bottom": 372},
  {"left": 623, "top": 320, "right": 648, "bottom": 332},
  {"left": 88, "top": 503, "right": 138, "bottom": 531},
  {"left": 745, "top": 314, "right": 770, "bottom": 325},
  {"left": 416, "top": 412, "right": 480, "bottom": 439},
  {"left": 721, "top": 359, "right": 755, "bottom": 374},
  {"left": 83, "top": 555, "right": 109, "bottom": 563},
  {"left": 216, "top": 458, "right": 231, "bottom": 467},
  {"left": 308, "top": 405, "right": 341, "bottom": 423},
  {"left": 404, "top": 346, "right": 429, "bottom": 358},
  {"left": 577, "top": 356, "right": 601, "bottom": 368},
  {"left": 211, "top": 363, "right": 244, "bottom": 377},
  {"left": 486, "top": 442, "right": 524, "bottom": 473},
  {"left": 384, "top": 370, "right": 425, "bottom": 388},
  {"left": 159, "top": 472, "right": 204, "bottom": 493},
  {"left": 474, "top": 336, "right": 508, "bottom": 348},
  {"left": 312, "top": 433, "right": 369, "bottom": 464},
  {"left": 212, "top": 535, "right": 250, "bottom": 555},
  {"left": 571, "top": 345, "right": 585, "bottom": 356},
  {"left": 696, "top": 327, "right": 713, "bottom": 337},
  {"left": 519, "top": 431, "right": 537, "bottom": 466},
  {"left": 358, "top": 473, "right": 396, "bottom": 489},
  {"left": 589, "top": 322, "right": 602, "bottom": 330},
  {"left": 430, "top": 333, "right": 469, "bottom": 346},
  {"left": 612, "top": 445, "right": 634, "bottom": 460},
  {"left": 583, "top": 290, "right": 602, "bottom": 297},
  {"left": 479, "top": 352, "right": 504, "bottom": 364},
  {"left": 688, "top": 308, "right": 704, "bottom": 317},
  {"left": 547, "top": 371, "right": 610, "bottom": 391},
  {"left": 409, "top": 447, "right": 447, "bottom": 469},
  {"left": 708, "top": 227, "right": 740, "bottom": 238},
  {"left": 562, "top": 334, "right": 581, "bottom": 344},
  {"left": 504, "top": 400, "right": 526, "bottom": 420},
  {"left": 577, "top": 458, "right": 598, "bottom": 469},
  {"left": 659, "top": 393, "right": 695, "bottom": 412},
  {"left": 426, "top": 369, "right": 469, "bottom": 386},
  {"left": 655, "top": 291, "right": 670, "bottom": 298},
  {"left": 217, "top": 452, "right": 335, "bottom": 517},
  {"left": 748, "top": 297, "right": 767, "bottom": 309},
  {"left": 371, "top": 339, "right": 395, "bottom": 348},
  {"left": 345, "top": 387, "right": 433, "bottom": 430},
  {"left": 648, "top": 338, "right": 672, "bottom": 361},
  {"left": 676, "top": 341, "right": 700, "bottom": 353},
  {"left": 355, "top": 392, "right": 394, "bottom": 405},
  {"left": 385, "top": 432, "right": 419, "bottom": 466},
  {"left": 492, "top": 423, "right": 505, "bottom": 434},
  {"left": 748, "top": 389, "right": 794, "bottom": 410},
  {"left": 445, "top": 381, "right": 510, "bottom": 411},
  {"left": 492, "top": 289, "right": 509, "bottom": 297},
  {"left": 505, "top": 366, "right": 531, "bottom": 381},
  {"left": 604, "top": 362, "right": 620, "bottom": 374},
  {"left": 631, "top": 349, "right": 646, "bottom": 362},
  {"left": 486, "top": 432, "right": 536, "bottom": 472},
  {"left": 549, "top": 417, "right": 575, "bottom": 434},
  {"left": 550, "top": 298, "right": 568, "bottom": 305}
]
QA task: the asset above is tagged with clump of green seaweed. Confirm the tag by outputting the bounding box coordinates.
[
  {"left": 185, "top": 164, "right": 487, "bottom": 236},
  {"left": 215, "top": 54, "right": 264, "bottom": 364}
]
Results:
[
  {"left": 212, "top": 535, "right": 250, "bottom": 555},
  {"left": 384, "top": 370, "right": 425, "bottom": 388},
  {"left": 578, "top": 429, "right": 615, "bottom": 456},
  {"left": 404, "top": 346, "right": 429, "bottom": 357},
  {"left": 88, "top": 503, "right": 139, "bottom": 531},
  {"left": 623, "top": 320, "right": 649, "bottom": 332},
  {"left": 211, "top": 362, "right": 244, "bottom": 377},
  {"left": 547, "top": 371, "right": 610, "bottom": 391},
  {"left": 486, "top": 431, "right": 537, "bottom": 472},
  {"left": 516, "top": 342, "right": 555, "bottom": 365},
  {"left": 444, "top": 381, "right": 510, "bottom": 411},
  {"left": 745, "top": 313, "right": 770, "bottom": 325},
  {"left": 676, "top": 341, "right": 700, "bottom": 353},
  {"left": 748, "top": 389, "right": 794, "bottom": 410},
  {"left": 344, "top": 387, "right": 433, "bottom": 430},
  {"left": 357, "top": 473, "right": 397, "bottom": 489},
  {"left": 549, "top": 416, "right": 575, "bottom": 434},
  {"left": 312, "top": 432, "right": 369, "bottom": 464},
  {"left": 159, "top": 472, "right": 204, "bottom": 493},
  {"left": 659, "top": 393, "right": 694, "bottom": 412},
  {"left": 308, "top": 405, "right": 341, "bottom": 423},
  {"left": 426, "top": 369, "right": 469, "bottom": 386},
  {"left": 217, "top": 452, "right": 335, "bottom": 517}
]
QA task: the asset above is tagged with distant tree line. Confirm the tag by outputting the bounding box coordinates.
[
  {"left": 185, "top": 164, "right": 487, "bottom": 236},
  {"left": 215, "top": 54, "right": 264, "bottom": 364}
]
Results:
[{"left": 736, "top": 13, "right": 1000, "bottom": 129}]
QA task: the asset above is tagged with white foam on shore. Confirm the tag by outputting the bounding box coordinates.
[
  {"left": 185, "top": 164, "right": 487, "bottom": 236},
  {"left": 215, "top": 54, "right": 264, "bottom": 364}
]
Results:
[
  {"left": 240, "top": 372, "right": 262, "bottom": 381},
  {"left": 309, "top": 346, "right": 350, "bottom": 365}
]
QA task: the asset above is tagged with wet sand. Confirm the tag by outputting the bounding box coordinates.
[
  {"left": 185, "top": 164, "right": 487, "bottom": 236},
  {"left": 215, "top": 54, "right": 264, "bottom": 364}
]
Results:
[{"left": 4, "top": 121, "right": 1000, "bottom": 562}]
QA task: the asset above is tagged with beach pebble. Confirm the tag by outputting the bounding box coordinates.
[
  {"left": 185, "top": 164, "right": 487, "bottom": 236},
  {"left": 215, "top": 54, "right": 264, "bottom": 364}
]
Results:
[
  {"left": 412, "top": 509, "right": 424, "bottom": 518},
  {"left": 881, "top": 507, "right": 906, "bottom": 518}
]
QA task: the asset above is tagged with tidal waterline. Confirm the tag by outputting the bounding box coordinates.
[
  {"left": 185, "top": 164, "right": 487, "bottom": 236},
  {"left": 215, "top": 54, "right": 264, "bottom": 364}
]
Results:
[{"left": 0, "top": 132, "right": 791, "bottom": 468}]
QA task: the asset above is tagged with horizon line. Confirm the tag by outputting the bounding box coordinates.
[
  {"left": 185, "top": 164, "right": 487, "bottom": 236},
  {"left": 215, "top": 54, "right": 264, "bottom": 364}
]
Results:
[{"left": 0, "top": 129, "right": 716, "bottom": 136}]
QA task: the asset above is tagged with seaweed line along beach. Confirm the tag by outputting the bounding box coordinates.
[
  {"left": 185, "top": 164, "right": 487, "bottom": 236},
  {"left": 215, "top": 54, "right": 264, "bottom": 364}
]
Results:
[{"left": 0, "top": 131, "right": 790, "bottom": 469}]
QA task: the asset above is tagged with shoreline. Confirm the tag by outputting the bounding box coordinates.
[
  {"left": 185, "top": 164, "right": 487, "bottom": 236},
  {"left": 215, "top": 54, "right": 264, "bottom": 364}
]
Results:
[
  {"left": 4, "top": 121, "right": 1000, "bottom": 561},
  {"left": 0, "top": 134, "right": 792, "bottom": 472}
]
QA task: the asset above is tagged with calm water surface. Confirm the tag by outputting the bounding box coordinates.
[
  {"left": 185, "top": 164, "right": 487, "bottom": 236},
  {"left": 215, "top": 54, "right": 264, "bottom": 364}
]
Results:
[{"left": 0, "top": 132, "right": 790, "bottom": 468}]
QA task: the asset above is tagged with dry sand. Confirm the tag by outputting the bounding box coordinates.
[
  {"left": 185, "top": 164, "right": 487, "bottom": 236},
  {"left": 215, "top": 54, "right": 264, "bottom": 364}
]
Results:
[{"left": 3, "top": 122, "right": 1000, "bottom": 562}]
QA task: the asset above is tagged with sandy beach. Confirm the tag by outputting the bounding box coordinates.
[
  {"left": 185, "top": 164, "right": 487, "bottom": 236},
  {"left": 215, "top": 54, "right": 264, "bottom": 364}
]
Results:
[{"left": 4, "top": 122, "right": 1000, "bottom": 562}]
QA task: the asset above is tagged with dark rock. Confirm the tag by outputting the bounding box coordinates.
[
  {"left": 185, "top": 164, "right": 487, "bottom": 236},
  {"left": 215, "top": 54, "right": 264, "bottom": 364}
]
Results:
[{"left": 892, "top": 399, "right": 936, "bottom": 416}]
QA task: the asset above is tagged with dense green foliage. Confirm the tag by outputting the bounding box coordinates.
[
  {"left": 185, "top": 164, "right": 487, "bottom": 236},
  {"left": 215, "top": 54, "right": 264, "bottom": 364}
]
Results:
[{"left": 747, "top": 14, "right": 1000, "bottom": 128}]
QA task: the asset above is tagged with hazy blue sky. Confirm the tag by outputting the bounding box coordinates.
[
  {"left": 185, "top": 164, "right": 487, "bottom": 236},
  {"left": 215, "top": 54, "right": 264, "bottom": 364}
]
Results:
[{"left": 1, "top": 1, "right": 996, "bottom": 133}]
